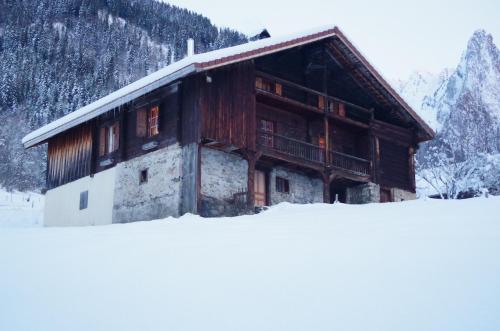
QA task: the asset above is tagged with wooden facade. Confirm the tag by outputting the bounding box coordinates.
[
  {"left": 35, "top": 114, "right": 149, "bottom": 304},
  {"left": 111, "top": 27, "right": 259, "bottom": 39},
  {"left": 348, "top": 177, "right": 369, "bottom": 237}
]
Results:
[{"left": 43, "top": 33, "right": 432, "bottom": 208}]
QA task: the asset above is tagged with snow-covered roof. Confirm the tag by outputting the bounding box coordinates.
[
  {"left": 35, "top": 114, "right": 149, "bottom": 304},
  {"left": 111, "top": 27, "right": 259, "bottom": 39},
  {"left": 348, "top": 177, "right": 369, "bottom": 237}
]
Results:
[{"left": 22, "top": 25, "right": 434, "bottom": 148}]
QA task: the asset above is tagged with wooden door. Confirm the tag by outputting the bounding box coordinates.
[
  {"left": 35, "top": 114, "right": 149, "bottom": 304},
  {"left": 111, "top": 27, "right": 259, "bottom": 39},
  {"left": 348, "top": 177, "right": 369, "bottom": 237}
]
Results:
[
  {"left": 254, "top": 170, "right": 267, "bottom": 207},
  {"left": 380, "top": 188, "right": 392, "bottom": 203}
]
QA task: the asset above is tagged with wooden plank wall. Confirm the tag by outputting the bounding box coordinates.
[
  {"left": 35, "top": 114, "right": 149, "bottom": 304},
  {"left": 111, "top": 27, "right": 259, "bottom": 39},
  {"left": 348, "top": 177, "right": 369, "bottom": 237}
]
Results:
[
  {"left": 181, "top": 76, "right": 202, "bottom": 145},
  {"left": 200, "top": 62, "right": 256, "bottom": 150},
  {"left": 47, "top": 123, "right": 92, "bottom": 189},
  {"left": 256, "top": 103, "right": 309, "bottom": 141},
  {"left": 379, "top": 138, "right": 411, "bottom": 191}
]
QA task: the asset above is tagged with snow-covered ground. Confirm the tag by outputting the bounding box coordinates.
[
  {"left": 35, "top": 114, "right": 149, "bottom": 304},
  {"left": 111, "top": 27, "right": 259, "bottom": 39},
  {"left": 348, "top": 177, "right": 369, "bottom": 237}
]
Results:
[
  {"left": 0, "top": 189, "right": 44, "bottom": 228},
  {"left": 1, "top": 197, "right": 499, "bottom": 331}
]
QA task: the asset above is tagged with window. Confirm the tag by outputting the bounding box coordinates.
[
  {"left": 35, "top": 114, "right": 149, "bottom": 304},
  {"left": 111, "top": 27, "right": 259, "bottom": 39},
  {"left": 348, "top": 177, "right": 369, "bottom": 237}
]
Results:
[
  {"left": 318, "top": 135, "right": 326, "bottom": 149},
  {"left": 137, "top": 105, "right": 160, "bottom": 138},
  {"left": 149, "top": 106, "right": 160, "bottom": 137},
  {"left": 276, "top": 177, "right": 290, "bottom": 194},
  {"left": 79, "top": 191, "right": 88, "bottom": 210},
  {"left": 139, "top": 169, "right": 148, "bottom": 184},
  {"left": 259, "top": 119, "right": 274, "bottom": 147},
  {"left": 99, "top": 122, "right": 120, "bottom": 156}
]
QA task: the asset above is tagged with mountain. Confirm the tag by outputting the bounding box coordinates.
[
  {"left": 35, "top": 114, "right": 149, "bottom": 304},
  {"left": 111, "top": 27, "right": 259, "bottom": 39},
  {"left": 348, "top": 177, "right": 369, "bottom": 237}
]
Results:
[
  {"left": 398, "top": 30, "right": 500, "bottom": 197},
  {"left": 396, "top": 69, "right": 452, "bottom": 130},
  {"left": 0, "top": 0, "right": 247, "bottom": 191}
]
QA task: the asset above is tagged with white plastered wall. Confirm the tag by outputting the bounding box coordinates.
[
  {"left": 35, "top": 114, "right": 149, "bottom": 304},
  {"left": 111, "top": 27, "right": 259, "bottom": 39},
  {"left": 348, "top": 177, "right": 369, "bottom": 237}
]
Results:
[{"left": 44, "top": 167, "right": 116, "bottom": 227}]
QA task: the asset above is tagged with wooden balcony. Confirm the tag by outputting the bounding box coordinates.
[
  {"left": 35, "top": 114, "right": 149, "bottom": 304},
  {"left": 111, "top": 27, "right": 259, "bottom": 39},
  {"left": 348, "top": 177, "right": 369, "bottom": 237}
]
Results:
[
  {"left": 329, "top": 151, "right": 371, "bottom": 176},
  {"left": 255, "top": 71, "right": 373, "bottom": 128},
  {"left": 257, "top": 131, "right": 371, "bottom": 177}
]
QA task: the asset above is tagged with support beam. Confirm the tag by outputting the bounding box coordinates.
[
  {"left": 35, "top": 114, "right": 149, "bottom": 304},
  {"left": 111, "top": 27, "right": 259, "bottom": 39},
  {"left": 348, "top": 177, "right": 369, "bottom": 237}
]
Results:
[
  {"left": 370, "top": 133, "right": 380, "bottom": 183},
  {"left": 409, "top": 146, "right": 416, "bottom": 193},
  {"left": 324, "top": 117, "right": 330, "bottom": 164},
  {"left": 322, "top": 171, "right": 331, "bottom": 203}
]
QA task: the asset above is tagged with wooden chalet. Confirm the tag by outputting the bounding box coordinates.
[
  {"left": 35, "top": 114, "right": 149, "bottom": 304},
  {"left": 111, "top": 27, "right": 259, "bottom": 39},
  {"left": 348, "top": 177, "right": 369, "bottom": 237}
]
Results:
[{"left": 23, "top": 26, "right": 434, "bottom": 226}]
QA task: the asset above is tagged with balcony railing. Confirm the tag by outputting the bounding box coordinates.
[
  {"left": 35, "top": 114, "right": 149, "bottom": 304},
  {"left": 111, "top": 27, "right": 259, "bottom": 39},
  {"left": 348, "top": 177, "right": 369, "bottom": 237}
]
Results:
[
  {"left": 256, "top": 71, "right": 373, "bottom": 124},
  {"left": 257, "top": 131, "right": 371, "bottom": 176},
  {"left": 330, "top": 151, "right": 371, "bottom": 176},
  {"left": 258, "top": 131, "right": 325, "bottom": 164}
]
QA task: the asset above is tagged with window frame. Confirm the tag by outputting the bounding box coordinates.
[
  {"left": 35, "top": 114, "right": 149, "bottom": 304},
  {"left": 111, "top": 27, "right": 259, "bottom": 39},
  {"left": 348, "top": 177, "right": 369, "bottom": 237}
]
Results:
[
  {"left": 136, "top": 105, "right": 161, "bottom": 139},
  {"left": 276, "top": 177, "right": 290, "bottom": 194},
  {"left": 99, "top": 121, "right": 120, "bottom": 157}
]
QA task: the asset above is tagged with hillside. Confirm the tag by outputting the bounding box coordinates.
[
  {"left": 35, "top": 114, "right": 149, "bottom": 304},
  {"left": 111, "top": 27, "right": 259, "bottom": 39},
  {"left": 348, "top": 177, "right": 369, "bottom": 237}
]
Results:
[
  {"left": 0, "top": 0, "right": 246, "bottom": 191},
  {"left": 1, "top": 197, "right": 499, "bottom": 330}
]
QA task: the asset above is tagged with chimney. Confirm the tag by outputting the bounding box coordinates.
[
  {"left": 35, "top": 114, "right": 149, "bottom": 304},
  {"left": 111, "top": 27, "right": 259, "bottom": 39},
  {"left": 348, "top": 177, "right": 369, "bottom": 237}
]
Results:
[{"left": 187, "top": 38, "right": 195, "bottom": 57}]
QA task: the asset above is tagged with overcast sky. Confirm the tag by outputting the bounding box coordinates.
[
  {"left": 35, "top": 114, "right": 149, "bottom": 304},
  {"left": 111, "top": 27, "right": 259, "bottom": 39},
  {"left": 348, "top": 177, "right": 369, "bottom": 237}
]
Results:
[{"left": 164, "top": 0, "right": 499, "bottom": 80}]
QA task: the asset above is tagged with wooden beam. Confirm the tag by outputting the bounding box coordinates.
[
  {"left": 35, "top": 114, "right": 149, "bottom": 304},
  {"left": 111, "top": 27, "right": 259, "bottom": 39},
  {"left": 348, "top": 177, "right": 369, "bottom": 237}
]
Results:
[
  {"left": 322, "top": 171, "right": 331, "bottom": 203},
  {"left": 324, "top": 117, "right": 330, "bottom": 164},
  {"left": 409, "top": 146, "right": 416, "bottom": 193}
]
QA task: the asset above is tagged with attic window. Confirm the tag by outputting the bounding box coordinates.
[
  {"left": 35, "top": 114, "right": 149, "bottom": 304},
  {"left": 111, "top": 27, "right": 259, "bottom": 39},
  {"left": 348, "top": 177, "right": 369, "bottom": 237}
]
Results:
[
  {"left": 139, "top": 169, "right": 148, "bottom": 184},
  {"left": 276, "top": 177, "right": 290, "bottom": 194}
]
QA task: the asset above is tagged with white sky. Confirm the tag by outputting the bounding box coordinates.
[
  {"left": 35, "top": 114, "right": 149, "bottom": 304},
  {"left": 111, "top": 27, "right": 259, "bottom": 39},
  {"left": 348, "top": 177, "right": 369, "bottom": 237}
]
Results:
[{"left": 164, "top": 0, "right": 499, "bottom": 80}]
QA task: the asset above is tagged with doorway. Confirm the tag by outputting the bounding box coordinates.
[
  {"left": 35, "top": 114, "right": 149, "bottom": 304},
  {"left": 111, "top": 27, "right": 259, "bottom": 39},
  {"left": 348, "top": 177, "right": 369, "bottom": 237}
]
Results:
[{"left": 254, "top": 170, "right": 268, "bottom": 207}]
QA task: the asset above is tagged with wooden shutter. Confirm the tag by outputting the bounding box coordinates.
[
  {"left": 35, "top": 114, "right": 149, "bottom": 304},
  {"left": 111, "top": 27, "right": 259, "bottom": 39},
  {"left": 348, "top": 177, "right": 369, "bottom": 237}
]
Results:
[
  {"left": 318, "top": 96, "right": 325, "bottom": 110},
  {"left": 275, "top": 83, "right": 282, "bottom": 96},
  {"left": 338, "top": 103, "right": 346, "bottom": 117},
  {"left": 99, "top": 127, "right": 106, "bottom": 156},
  {"left": 136, "top": 109, "right": 147, "bottom": 137}
]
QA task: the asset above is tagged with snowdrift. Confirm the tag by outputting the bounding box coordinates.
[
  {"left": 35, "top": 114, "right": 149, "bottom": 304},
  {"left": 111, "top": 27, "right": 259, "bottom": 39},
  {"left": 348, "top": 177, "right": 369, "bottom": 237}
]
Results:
[{"left": 1, "top": 197, "right": 499, "bottom": 330}]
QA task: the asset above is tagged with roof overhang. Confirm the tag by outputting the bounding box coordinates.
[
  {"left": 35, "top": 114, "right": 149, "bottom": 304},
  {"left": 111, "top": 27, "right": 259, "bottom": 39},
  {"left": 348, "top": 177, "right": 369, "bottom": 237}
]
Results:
[{"left": 22, "top": 25, "right": 434, "bottom": 148}]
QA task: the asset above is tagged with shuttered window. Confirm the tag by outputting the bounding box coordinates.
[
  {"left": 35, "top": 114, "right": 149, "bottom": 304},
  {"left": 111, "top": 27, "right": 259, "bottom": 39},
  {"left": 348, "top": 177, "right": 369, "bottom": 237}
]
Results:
[
  {"left": 136, "top": 106, "right": 160, "bottom": 138},
  {"left": 136, "top": 109, "right": 147, "bottom": 137},
  {"left": 149, "top": 106, "right": 160, "bottom": 137},
  {"left": 99, "top": 122, "right": 120, "bottom": 156}
]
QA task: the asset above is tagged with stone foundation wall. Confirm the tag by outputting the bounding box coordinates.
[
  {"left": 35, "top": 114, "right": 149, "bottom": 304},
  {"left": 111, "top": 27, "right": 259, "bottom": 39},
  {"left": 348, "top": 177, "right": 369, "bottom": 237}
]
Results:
[
  {"left": 391, "top": 188, "right": 416, "bottom": 202},
  {"left": 200, "top": 147, "right": 249, "bottom": 217},
  {"left": 112, "top": 144, "right": 183, "bottom": 223},
  {"left": 269, "top": 166, "right": 323, "bottom": 205},
  {"left": 346, "top": 182, "right": 380, "bottom": 204}
]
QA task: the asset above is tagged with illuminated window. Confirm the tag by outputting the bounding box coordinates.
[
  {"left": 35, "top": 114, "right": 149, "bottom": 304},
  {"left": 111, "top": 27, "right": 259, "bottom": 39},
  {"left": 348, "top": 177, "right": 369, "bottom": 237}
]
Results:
[
  {"left": 149, "top": 106, "right": 160, "bottom": 137},
  {"left": 136, "top": 105, "right": 160, "bottom": 138}
]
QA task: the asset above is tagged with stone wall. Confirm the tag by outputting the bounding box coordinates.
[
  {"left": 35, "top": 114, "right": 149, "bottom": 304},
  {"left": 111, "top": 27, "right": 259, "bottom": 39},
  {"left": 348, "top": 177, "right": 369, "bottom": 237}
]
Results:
[
  {"left": 200, "top": 147, "right": 248, "bottom": 217},
  {"left": 269, "top": 166, "right": 323, "bottom": 205},
  {"left": 112, "top": 144, "right": 183, "bottom": 223},
  {"left": 345, "top": 182, "right": 380, "bottom": 204},
  {"left": 391, "top": 188, "right": 416, "bottom": 202}
]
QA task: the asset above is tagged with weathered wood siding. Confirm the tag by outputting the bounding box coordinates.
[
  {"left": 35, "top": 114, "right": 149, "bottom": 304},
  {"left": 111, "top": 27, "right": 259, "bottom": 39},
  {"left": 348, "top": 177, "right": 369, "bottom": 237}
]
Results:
[
  {"left": 200, "top": 62, "right": 256, "bottom": 150},
  {"left": 256, "top": 103, "right": 308, "bottom": 141},
  {"left": 379, "top": 139, "right": 411, "bottom": 191},
  {"left": 47, "top": 123, "right": 92, "bottom": 189},
  {"left": 181, "top": 76, "right": 202, "bottom": 145}
]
